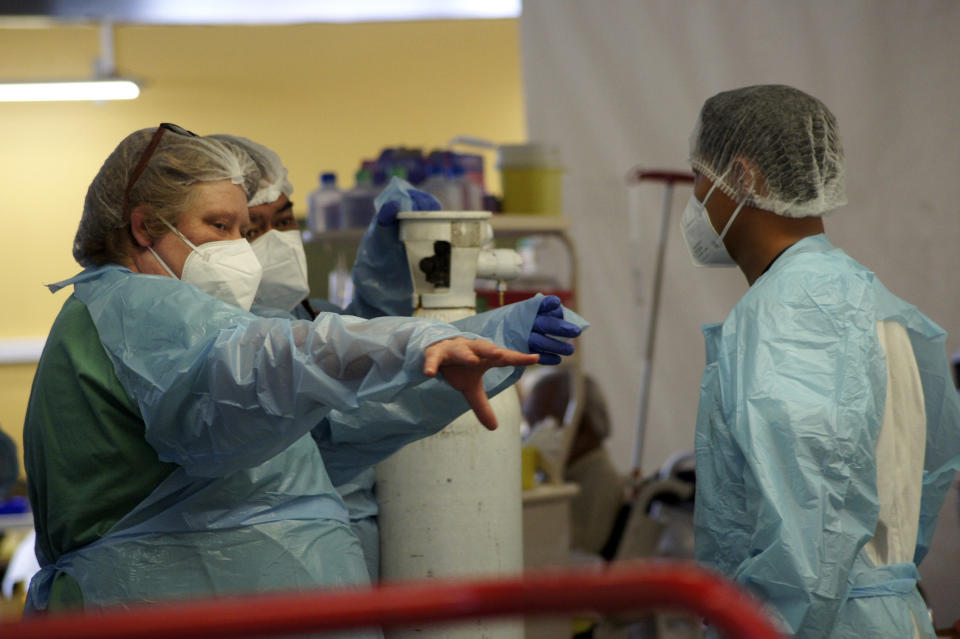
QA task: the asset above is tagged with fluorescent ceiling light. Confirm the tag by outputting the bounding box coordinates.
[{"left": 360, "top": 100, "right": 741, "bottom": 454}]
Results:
[
  {"left": 0, "top": 79, "right": 140, "bottom": 102},
  {"left": 13, "top": 0, "right": 521, "bottom": 24}
]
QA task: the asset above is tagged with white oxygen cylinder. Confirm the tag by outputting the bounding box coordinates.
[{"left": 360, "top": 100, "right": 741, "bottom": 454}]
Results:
[{"left": 376, "top": 210, "right": 525, "bottom": 639}]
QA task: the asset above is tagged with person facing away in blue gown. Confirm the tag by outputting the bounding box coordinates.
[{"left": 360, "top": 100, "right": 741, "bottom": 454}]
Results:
[{"left": 684, "top": 85, "right": 960, "bottom": 638}]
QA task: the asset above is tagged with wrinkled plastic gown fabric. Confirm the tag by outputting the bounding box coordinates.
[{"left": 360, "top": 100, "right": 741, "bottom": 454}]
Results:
[
  {"left": 694, "top": 234, "right": 960, "bottom": 639},
  {"left": 262, "top": 295, "right": 583, "bottom": 580},
  {"left": 259, "top": 295, "right": 589, "bottom": 484},
  {"left": 26, "top": 265, "right": 557, "bottom": 637},
  {"left": 266, "top": 295, "right": 589, "bottom": 578},
  {"left": 258, "top": 207, "right": 406, "bottom": 577},
  {"left": 335, "top": 467, "right": 380, "bottom": 580},
  {"left": 315, "top": 297, "right": 588, "bottom": 484},
  {"left": 61, "top": 265, "right": 479, "bottom": 477},
  {"left": 289, "top": 199, "right": 412, "bottom": 319}
]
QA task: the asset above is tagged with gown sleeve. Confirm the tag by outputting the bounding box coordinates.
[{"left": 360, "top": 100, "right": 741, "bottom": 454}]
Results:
[
  {"left": 343, "top": 218, "right": 414, "bottom": 318},
  {"left": 74, "top": 269, "right": 467, "bottom": 478},
  {"left": 315, "top": 295, "right": 590, "bottom": 484}
]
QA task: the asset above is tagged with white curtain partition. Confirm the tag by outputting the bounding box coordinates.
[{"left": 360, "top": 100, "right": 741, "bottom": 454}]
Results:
[{"left": 520, "top": 0, "right": 960, "bottom": 623}]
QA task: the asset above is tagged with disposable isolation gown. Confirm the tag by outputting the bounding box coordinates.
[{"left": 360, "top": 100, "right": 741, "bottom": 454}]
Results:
[
  {"left": 24, "top": 265, "right": 571, "bottom": 629},
  {"left": 264, "top": 295, "right": 560, "bottom": 581},
  {"left": 289, "top": 213, "right": 417, "bottom": 322},
  {"left": 315, "top": 296, "right": 556, "bottom": 581},
  {"left": 694, "top": 234, "right": 960, "bottom": 638},
  {"left": 261, "top": 209, "right": 561, "bottom": 581},
  {"left": 281, "top": 212, "right": 412, "bottom": 580}
]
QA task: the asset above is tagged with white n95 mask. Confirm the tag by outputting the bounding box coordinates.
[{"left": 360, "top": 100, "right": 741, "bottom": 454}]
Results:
[
  {"left": 149, "top": 219, "right": 263, "bottom": 311},
  {"left": 250, "top": 229, "right": 311, "bottom": 312},
  {"left": 680, "top": 182, "right": 744, "bottom": 268}
]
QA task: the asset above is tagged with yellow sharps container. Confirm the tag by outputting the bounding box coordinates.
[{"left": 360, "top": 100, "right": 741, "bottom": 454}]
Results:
[{"left": 498, "top": 144, "right": 564, "bottom": 215}]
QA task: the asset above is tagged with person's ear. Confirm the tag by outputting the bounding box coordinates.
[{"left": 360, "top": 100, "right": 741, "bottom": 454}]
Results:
[
  {"left": 129, "top": 206, "right": 155, "bottom": 248},
  {"left": 730, "top": 157, "right": 761, "bottom": 198}
]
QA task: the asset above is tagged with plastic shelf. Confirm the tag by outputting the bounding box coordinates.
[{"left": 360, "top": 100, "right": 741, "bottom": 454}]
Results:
[{"left": 304, "top": 214, "right": 569, "bottom": 246}]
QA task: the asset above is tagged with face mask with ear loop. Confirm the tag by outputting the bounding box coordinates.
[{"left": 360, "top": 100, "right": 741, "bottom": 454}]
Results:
[
  {"left": 147, "top": 218, "right": 263, "bottom": 311},
  {"left": 250, "top": 229, "right": 311, "bottom": 312},
  {"left": 679, "top": 181, "right": 746, "bottom": 267}
]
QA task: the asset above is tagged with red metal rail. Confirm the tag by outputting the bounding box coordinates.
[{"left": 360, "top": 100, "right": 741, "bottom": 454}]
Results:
[
  {"left": 2, "top": 561, "right": 784, "bottom": 639},
  {"left": 627, "top": 169, "right": 695, "bottom": 185}
]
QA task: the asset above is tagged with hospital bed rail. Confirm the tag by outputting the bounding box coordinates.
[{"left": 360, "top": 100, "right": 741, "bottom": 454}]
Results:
[{"left": 1, "top": 560, "right": 785, "bottom": 639}]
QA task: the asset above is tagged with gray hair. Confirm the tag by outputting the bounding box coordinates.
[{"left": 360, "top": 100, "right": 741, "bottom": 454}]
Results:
[{"left": 73, "top": 127, "right": 260, "bottom": 267}]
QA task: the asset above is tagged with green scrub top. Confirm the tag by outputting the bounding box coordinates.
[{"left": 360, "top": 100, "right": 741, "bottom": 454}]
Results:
[{"left": 24, "top": 294, "right": 177, "bottom": 610}]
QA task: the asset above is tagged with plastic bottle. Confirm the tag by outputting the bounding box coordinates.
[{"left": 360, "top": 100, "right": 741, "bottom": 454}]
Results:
[
  {"left": 307, "top": 172, "right": 344, "bottom": 234},
  {"left": 456, "top": 153, "right": 486, "bottom": 194},
  {"left": 327, "top": 251, "right": 355, "bottom": 310},
  {"left": 452, "top": 164, "right": 483, "bottom": 210},
  {"left": 343, "top": 169, "right": 377, "bottom": 229},
  {"left": 419, "top": 164, "right": 460, "bottom": 210}
]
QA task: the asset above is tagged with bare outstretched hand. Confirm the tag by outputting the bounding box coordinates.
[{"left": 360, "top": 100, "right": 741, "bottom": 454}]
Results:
[{"left": 423, "top": 338, "right": 539, "bottom": 430}]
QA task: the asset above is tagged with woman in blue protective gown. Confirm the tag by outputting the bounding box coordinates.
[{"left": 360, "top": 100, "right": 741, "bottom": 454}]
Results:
[
  {"left": 21, "top": 125, "right": 579, "bottom": 630},
  {"left": 684, "top": 86, "right": 960, "bottom": 638},
  {"left": 210, "top": 133, "right": 584, "bottom": 582}
]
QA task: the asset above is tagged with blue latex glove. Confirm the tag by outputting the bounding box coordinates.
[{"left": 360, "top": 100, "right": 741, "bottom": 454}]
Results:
[
  {"left": 529, "top": 295, "right": 581, "bottom": 365},
  {"left": 375, "top": 178, "right": 442, "bottom": 226}
]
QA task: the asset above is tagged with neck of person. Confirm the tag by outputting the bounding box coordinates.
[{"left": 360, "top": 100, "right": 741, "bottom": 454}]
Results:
[
  {"left": 122, "top": 243, "right": 175, "bottom": 277},
  {"left": 726, "top": 208, "right": 825, "bottom": 286}
]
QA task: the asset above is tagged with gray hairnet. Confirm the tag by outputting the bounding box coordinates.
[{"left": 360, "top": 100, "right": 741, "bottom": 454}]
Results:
[
  {"left": 690, "top": 85, "right": 846, "bottom": 218},
  {"left": 209, "top": 134, "right": 293, "bottom": 207},
  {"left": 74, "top": 127, "right": 259, "bottom": 267}
]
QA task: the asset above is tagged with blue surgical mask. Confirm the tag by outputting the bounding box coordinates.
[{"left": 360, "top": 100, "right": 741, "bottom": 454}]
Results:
[{"left": 680, "top": 182, "right": 744, "bottom": 268}]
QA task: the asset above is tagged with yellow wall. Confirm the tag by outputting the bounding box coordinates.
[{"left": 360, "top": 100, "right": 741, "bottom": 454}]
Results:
[{"left": 0, "top": 19, "right": 526, "bottom": 475}]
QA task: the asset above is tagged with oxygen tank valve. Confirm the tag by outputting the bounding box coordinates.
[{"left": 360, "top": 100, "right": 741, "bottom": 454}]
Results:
[
  {"left": 476, "top": 248, "right": 522, "bottom": 282},
  {"left": 419, "top": 241, "right": 452, "bottom": 287}
]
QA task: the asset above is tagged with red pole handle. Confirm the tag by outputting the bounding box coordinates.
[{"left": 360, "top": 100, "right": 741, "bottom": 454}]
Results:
[
  {"left": 3, "top": 562, "right": 784, "bottom": 639},
  {"left": 627, "top": 169, "right": 695, "bottom": 185}
]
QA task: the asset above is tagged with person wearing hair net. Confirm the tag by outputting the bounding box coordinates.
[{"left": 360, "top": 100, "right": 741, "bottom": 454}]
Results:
[
  {"left": 207, "top": 134, "right": 414, "bottom": 320},
  {"left": 685, "top": 85, "right": 960, "bottom": 638},
  {"left": 208, "top": 133, "right": 420, "bottom": 582},
  {"left": 210, "top": 135, "right": 584, "bottom": 581},
  {"left": 22, "top": 124, "right": 585, "bottom": 626}
]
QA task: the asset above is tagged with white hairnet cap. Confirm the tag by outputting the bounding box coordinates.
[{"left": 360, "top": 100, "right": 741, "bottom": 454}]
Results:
[
  {"left": 690, "top": 85, "right": 847, "bottom": 218},
  {"left": 210, "top": 134, "right": 293, "bottom": 207}
]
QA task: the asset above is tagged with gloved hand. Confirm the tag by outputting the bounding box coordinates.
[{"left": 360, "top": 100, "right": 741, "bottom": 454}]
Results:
[
  {"left": 376, "top": 187, "right": 442, "bottom": 226},
  {"left": 528, "top": 295, "right": 581, "bottom": 365}
]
